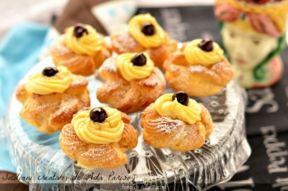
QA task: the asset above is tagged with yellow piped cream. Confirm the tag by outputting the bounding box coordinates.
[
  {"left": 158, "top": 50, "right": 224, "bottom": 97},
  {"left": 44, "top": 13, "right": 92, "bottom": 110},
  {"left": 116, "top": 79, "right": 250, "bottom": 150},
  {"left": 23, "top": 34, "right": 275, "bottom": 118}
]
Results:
[
  {"left": 25, "top": 66, "right": 72, "bottom": 95},
  {"left": 184, "top": 39, "right": 224, "bottom": 66},
  {"left": 154, "top": 93, "right": 202, "bottom": 125},
  {"left": 116, "top": 53, "right": 154, "bottom": 81},
  {"left": 65, "top": 24, "right": 105, "bottom": 56},
  {"left": 73, "top": 107, "right": 125, "bottom": 144},
  {"left": 128, "top": 14, "right": 167, "bottom": 48}
]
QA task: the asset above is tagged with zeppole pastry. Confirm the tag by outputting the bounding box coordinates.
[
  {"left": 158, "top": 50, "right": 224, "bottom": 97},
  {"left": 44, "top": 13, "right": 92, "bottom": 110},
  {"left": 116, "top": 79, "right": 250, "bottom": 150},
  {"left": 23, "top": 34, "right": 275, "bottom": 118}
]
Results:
[
  {"left": 96, "top": 52, "right": 166, "bottom": 113},
  {"left": 59, "top": 106, "right": 138, "bottom": 169},
  {"left": 50, "top": 24, "right": 111, "bottom": 76},
  {"left": 110, "top": 13, "right": 177, "bottom": 68},
  {"left": 140, "top": 92, "right": 213, "bottom": 151},
  {"left": 16, "top": 66, "right": 90, "bottom": 134},
  {"left": 164, "top": 39, "right": 234, "bottom": 97}
]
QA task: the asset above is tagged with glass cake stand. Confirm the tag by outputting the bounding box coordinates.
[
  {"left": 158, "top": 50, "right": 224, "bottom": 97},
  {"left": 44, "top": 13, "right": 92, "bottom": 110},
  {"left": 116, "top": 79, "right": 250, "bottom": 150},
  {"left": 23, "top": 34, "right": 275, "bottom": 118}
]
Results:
[{"left": 4, "top": 57, "right": 251, "bottom": 190}]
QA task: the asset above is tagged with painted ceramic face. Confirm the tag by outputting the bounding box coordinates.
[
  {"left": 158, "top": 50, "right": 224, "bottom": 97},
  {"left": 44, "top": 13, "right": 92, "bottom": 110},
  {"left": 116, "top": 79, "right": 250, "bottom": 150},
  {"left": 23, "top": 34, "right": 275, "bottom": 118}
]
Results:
[{"left": 221, "top": 22, "right": 278, "bottom": 71}]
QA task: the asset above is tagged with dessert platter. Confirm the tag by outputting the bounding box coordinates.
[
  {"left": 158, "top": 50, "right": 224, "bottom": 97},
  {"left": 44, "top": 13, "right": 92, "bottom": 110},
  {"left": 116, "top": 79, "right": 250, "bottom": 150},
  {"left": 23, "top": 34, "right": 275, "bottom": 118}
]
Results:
[{"left": 4, "top": 14, "right": 251, "bottom": 190}]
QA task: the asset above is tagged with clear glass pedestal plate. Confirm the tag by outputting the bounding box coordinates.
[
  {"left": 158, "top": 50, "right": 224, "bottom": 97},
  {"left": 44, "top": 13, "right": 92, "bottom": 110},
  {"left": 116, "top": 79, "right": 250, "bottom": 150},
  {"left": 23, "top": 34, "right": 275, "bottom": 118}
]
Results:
[{"left": 4, "top": 57, "right": 251, "bottom": 191}]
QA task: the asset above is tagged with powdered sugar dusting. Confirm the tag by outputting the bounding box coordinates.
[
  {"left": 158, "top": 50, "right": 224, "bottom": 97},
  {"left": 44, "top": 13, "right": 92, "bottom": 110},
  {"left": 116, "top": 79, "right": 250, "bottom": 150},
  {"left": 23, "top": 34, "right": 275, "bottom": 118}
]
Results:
[
  {"left": 189, "top": 65, "right": 205, "bottom": 73},
  {"left": 148, "top": 117, "right": 184, "bottom": 133},
  {"left": 82, "top": 145, "right": 115, "bottom": 161}
]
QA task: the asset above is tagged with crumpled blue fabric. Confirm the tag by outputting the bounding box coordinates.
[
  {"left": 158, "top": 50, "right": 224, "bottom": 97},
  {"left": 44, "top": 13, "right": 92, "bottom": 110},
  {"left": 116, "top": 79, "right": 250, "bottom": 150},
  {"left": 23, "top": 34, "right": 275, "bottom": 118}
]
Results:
[{"left": 0, "top": 22, "right": 49, "bottom": 172}]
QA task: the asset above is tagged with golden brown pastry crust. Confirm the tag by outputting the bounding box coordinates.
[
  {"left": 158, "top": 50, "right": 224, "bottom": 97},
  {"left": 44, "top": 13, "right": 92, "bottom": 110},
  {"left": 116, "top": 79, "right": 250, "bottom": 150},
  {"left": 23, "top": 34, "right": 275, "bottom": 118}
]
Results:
[
  {"left": 50, "top": 36, "right": 111, "bottom": 76},
  {"left": 16, "top": 76, "right": 90, "bottom": 134},
  {"left": 164, "top": 44, "right": 234, "bottom": 97},
  {"left": 96, "top": 57, "right": 166, "bottom": 113},
  {"left": 140, "top": 104, "right": 213, "bottom": 151},
  {"left": 59, "top": 113, "right": 138, "bottom": 169},
  {"left": 110, "top": 32, "right": 177, "bottom": 68}
]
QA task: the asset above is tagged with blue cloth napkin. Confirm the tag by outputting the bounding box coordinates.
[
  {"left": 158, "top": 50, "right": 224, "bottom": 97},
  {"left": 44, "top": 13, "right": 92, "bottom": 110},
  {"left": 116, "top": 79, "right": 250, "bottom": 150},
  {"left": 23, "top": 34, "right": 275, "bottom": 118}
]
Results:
[{"left": 0, "top": 22, "right": 49, "bottom": 172}]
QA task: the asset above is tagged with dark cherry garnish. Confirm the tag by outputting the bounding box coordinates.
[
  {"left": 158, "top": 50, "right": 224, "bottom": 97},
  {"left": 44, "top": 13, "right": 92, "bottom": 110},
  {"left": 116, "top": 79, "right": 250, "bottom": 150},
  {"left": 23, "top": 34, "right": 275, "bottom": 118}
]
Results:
[
  {"left": 131, "top": 53, "right": 147, "bottom": 66},
  {"left": 42, "top": 67, "right": 59, "bottom": 77},
  {"left": 199, "top": 39, "right": 214, "bottom": 52},
  {"left": 172, "top": 91, "right": 189, "bottom": 106},
  {"left": 141, "top": 24, "right": 155, "bottom": 36},
  {"left": 73, "top": 25, "right": 88, "bottom": 38},
  {"left": 89, "top": 107, "right": 108, "bottom": 123},
  {"left": 243, "top": 0, "right": 272, "bottom": 4}
]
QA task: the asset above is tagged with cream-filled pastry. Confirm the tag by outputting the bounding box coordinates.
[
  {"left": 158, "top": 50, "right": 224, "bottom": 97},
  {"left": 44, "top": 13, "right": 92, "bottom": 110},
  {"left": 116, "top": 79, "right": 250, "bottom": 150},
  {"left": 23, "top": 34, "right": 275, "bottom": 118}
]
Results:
[
  {"left": 96, "top": 52, "right": 166, "bottom": 113},
  {"left": 50, "top": 24, "right": 111, "bottom": 76},
  {"left": 164, "top": 38, "right": 234, "bottom": 97},
  {"left": 59, "top": 106, "right": 138, "bottom": 169},
  {"left": 110, "top": 14, "right": 177, "bottom": 68},
  {"left": 16, "top": 66, "right": 90, "bottom": 134},
  {"left": 140, "top": 92, "right": 213, "bottom": 151}
]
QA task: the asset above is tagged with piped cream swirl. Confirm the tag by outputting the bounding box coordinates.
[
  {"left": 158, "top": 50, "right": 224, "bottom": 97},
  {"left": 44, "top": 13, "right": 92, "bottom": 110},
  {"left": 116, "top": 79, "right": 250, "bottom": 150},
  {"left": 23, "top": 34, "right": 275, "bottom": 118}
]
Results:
[
  {"left": 128, "top": 14, "right": 167, "bottom": 48},
  {"left": 184, "top": 39, "right": 224, "bottom": 66},
  {"left": 116, "top": 53, "right": 154, "bottom": 81},
  {"left": 65, "top": 24, "right": 105, "bottom": 56},
  {"left": 154, "top": 93, "right": 202, "bottom": 125},
  {"left": 73, "top": 107, "right": 125, "bottom": 144},
  {"left": 25, "top": 66, "right": 72, "bottom": 95}
]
